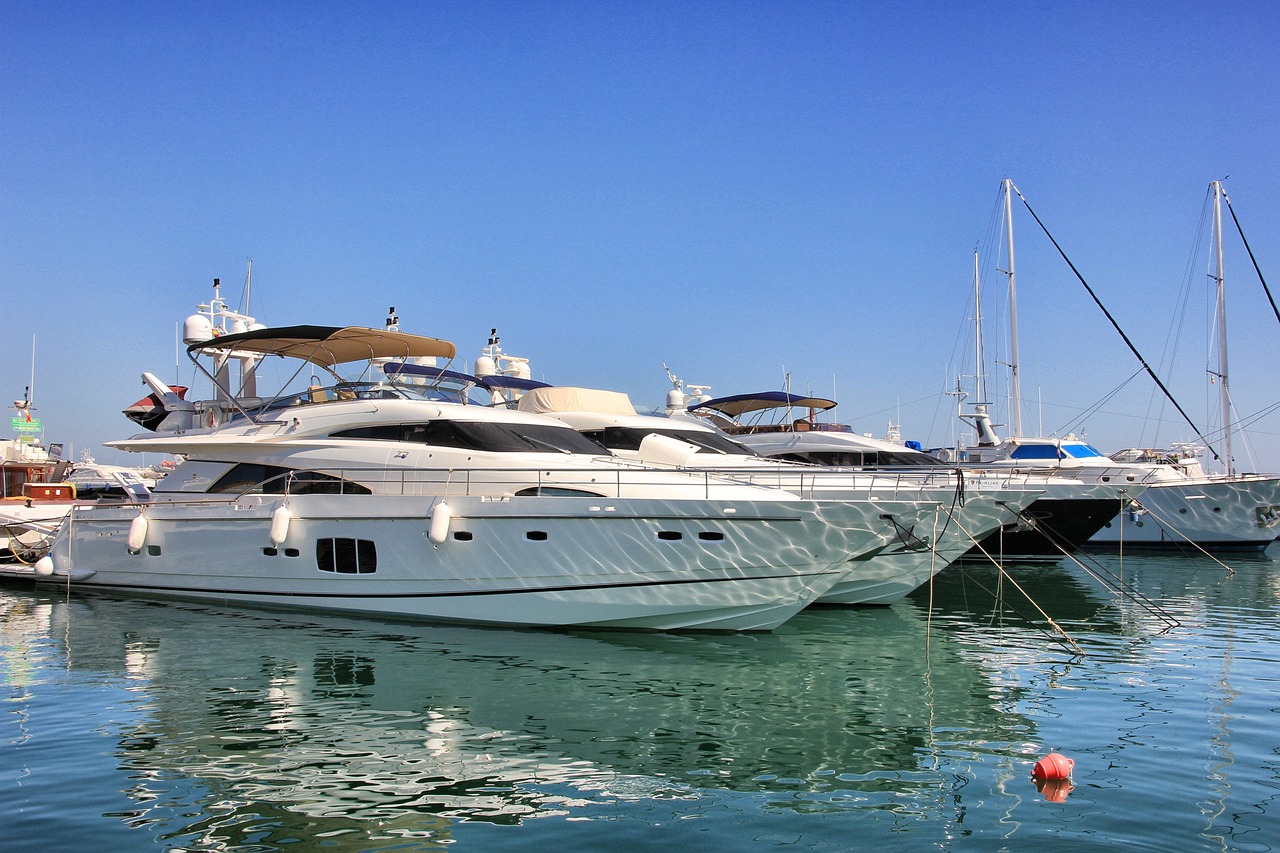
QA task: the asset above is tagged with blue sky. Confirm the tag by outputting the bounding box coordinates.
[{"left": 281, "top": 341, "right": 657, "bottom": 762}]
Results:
[{"left": 4, "top": 1, "right": 1278, "bottom": 470}]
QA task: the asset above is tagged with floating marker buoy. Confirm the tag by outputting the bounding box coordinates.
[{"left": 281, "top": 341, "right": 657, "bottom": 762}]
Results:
[
  {"left": 269, "top": 505, "right": 292, "bottom": 546},
  {"left": 128, "top": 514, "right": 149, "bottom": 553},
  {"left": 34, "top": 556, "right": 55, "bottom": 577},
  {"left": 1032, "top": 752, "right": 1074, "bottom": 781},
  {"left": 429, "top": 502, "right": 452, "bottom": 544}
]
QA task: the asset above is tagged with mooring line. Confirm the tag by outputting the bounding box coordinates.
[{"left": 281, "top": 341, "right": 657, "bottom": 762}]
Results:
[{"left": 947, "top": 513, "right": 1086, "bottom": 658}]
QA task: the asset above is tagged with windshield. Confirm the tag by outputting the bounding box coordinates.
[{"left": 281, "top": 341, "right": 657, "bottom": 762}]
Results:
[
  {"left": 1008, "top": 444, "right": 1063, "bottom": 460},
  {"left": 1060, "top": 443, "right": 1105, "bottom": 459}
]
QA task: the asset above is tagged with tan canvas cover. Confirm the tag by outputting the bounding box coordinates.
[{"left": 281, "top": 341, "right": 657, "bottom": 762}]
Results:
[
  {"left": 517, "top": 386, "right": 637, "bottom": 415},
  {"left": 191, "top": 325, "right": 456, "bottom": 368}
]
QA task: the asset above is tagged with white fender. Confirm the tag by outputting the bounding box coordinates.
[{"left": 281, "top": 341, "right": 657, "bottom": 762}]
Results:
[
  {"left": 34, "top": 556, "right": 55, "bottom": 576},
  {"left": 429, "top": 502, "right": 452, "bottom": 544},
  {"left": 128, "top": 513, "right": 149, "bottom": 553},
  {"left": 270, "top": 504, "right": 292, "bottom": 546}
]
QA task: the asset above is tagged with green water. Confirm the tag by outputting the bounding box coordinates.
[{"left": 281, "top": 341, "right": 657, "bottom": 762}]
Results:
[{"left": 3, "top": 548, "right": 1278, "bottom": 851}]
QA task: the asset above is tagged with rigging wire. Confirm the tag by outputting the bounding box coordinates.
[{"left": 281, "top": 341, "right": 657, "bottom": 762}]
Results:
[
  {"left": 1139, "top": 190, "right": 1211, "bottom": 450},
  {"left": 1221, "top": 187, "right": 1280, "bottom": 327},
  {"left": 1010, "top": 183, "right": 1221, "bottom": 463},
  {"left": 934, "top": 187, "right": 1009, "bottom": 452},
  {"left": 1055, "top": 367, "right": 1146, "bottom": 438}
]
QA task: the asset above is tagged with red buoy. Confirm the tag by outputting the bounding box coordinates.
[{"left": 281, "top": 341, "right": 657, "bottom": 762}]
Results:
[{"left": 1032, "top": 752, "right": 1074, "bottom": 781}]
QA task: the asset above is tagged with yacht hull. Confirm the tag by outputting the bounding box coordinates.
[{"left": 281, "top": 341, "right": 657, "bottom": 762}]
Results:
[
  {"left": 1087, "top": 477, "right": 1280, "bottom": 551},
  {"left": 963, "top": 494, "right": 1125, "bottom": 562},
  {"left": 39, "top": 493, "right": 882, "bottom": 631},
  {"left": 819, "top": 490, "right": 1031, "bottom": 605}
]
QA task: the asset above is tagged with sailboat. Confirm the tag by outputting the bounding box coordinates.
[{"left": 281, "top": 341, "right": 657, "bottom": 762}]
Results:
[
  {"left": 954, "top": 179, "right": 1280, "bottom": 552},
  {"left": 1089, "top": 181, "right": 1280, "bottom": 548}
]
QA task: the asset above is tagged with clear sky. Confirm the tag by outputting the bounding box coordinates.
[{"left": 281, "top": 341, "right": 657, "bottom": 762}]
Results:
[{"left": 4, "top": 1, "right": 1278, "bottom": 471}]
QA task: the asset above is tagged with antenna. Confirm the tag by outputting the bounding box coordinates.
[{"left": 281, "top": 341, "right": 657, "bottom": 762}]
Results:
[{"left": 243, "top": 258, "right": 253, "bottom": 316}]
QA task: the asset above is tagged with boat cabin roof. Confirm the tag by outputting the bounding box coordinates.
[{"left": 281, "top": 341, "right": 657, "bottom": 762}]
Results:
[{"left": 517, "top": 386, "right": 637, "bottom": 416}]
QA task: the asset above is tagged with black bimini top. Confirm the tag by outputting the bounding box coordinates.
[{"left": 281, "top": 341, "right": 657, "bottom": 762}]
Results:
[
  {"left": 188, "top": 325, "right": 457, "bottom": 368},
  {"left": 688, "top": 391, "right": 838, "bottom": 418}
]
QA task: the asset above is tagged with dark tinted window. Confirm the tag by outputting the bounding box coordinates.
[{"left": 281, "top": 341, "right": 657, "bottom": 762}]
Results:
[
  {"left": 778, "top": 450, "right": 941, "bottom": 467},
  {"left": 335, "top": 421, "right": 605, "bottom": 454},
  {"left": 208, "top": 463, "right": 371, "bottom": 495},
  {"left": 316, "top": 538, "right": 377, "bottom": 573}
]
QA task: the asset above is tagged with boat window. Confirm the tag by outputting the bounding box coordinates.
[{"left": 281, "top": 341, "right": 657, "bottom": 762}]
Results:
[
  {"left": 772, "top": 450, "right": 940, "bottom": 467},
  {"left": 335, "top": 422, "right": 606, "bottom": 454},
  {"left": 585, "top": 426, "right": 756, "bottom": 456},
  {"left": 1060, "top": 443, "right": 1106, "bottom": 459},
  {"left": 316, "top": 538, "right": 377, "bottom": 574},
  {"left": 1008, "top": 445, "right": 1063, "bottom": 460},
  {"left": 514, "top": 486, "right": 605, "bottom": 497},
  {"left": 207, "top": 463, "right": 371, "bottom": 495}
]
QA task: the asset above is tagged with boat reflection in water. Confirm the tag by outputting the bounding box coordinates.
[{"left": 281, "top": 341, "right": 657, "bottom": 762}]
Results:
[{"left": 3, "top": 588, "right": 1035, "bottom": 846}]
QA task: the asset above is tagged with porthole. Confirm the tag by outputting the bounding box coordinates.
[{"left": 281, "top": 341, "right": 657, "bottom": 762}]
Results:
[
  {"left": 698, "top": 531, "right": 725, "bottom": 541},
  {"left": 526, "top": 531, "right": 548, "bottom": 541},
  {"left": 658, "top": 531, "right": 683, "bottom": 541},
  {"left": 453, "top": 531, "right": 473, "bottom": 541}
]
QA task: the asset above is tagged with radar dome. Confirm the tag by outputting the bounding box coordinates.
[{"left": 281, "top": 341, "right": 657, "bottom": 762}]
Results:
[{"left": 183, "top": 314, "right": 214, "bottom": 344}]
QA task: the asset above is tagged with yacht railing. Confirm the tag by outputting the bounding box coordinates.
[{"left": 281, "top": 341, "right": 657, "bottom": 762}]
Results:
[{"left": 80, "top": 462, "right": 1017, "bottom": 507}]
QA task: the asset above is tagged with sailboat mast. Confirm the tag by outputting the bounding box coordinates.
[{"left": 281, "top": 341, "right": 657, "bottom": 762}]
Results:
[
  {"left": 1003, "top": 178, "right": 1023, "bottom": 436},
  {"left": 1212, "top": 181, "right": 1232, "bottom": 476},
  {"left": 973, "top": 250, "right": 987, "bottom": 405}
]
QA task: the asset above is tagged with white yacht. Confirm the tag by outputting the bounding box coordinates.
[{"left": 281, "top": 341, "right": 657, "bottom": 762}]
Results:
[
  {"left": 14, "top": 299, "right": 909, "bottom": 632},
  {"left": 508, "top": 384, "right": 1040, "bottom": 605},
  {"left": 673, "top": 389, "right": 1140, "bottom": 563},
  {"left": 949, "top": 415, "right": 1280, "bottom": 551},
  {"left": 944, "top": 405, "right": 1269, "bottom": 546},
  {"left": 1092, "top": 445, "right": 1278, "bottom": 550}
]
